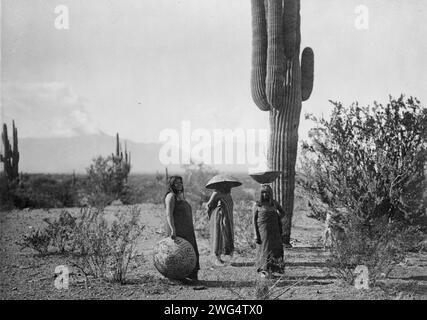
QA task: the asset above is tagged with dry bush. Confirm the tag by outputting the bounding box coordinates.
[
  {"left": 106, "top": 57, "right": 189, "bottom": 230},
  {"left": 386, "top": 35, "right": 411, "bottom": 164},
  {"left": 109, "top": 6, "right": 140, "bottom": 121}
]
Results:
[
  {"left": 84, "top": 155, "right": 131, "bottom": 207},
  {"left": 70, "top": 207, "right": 111, "bottom": 277},
  {"left": 43, "top": 210, "right": 77, "bottom": 253},
  {"left": 17, "top": 228, "right": 50, "bottom": 255},
  {"left": 70, "top": 206, "right": 144, "bottom": 283},
  {"left": 182, "top": 161, "right": 218, "bottom": 208},
  {"left": 301, "top": 96, "right": 426, "bottom": 286},
  {"left": 124, "top": 175, "right": 165, "bottom": 205},
  {"left": 108, "top": 206, "right": 145, "bottom": 283},
  {"left": 328, "top": 215, "right": 422, "bottom": 285},
  {"left": 18, "top": 210, "right": 78, "bottom": 255},
  {"left": 2, "top": 174, "right": 81, "bottom": 209}
]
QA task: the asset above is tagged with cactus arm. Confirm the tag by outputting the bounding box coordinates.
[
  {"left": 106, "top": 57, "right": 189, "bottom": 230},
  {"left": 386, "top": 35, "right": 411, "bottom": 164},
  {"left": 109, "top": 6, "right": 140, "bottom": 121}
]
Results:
[
  {"left": 301, "top": 47, "right": 314, "bottom": 101},
  {"left": 250, "top": 0, "right": 271, "bottom": 111},
  {"left": 1, "top": 121, "right": 19, "bottom": 180},
  {"left": 266, "top": 0, "right": 285, "bottom": 110}
]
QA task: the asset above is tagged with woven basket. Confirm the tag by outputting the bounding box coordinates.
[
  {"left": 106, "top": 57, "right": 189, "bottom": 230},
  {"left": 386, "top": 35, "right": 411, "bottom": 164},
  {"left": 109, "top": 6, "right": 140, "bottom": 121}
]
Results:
[
  {"left": 153, "top": 237, "right": 196, "bottom": 280},
  {"left": 249, "top": 171, "right": 282, "bottom": 184}
]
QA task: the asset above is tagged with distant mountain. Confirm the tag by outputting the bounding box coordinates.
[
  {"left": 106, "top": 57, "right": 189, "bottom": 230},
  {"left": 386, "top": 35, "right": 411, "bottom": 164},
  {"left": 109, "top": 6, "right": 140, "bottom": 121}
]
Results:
[
  {"left": 19, "top": 134, "right": 163, "bottom": 174},
  {"left": 18, "top": 134, "right": 263, "bottom": 174}
]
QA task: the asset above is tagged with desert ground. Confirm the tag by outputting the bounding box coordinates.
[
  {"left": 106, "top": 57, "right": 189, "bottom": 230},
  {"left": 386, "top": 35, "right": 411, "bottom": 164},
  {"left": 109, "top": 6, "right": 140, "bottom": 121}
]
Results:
[{"left": 1, "top": 200, "right": 426, "bottom": 300}]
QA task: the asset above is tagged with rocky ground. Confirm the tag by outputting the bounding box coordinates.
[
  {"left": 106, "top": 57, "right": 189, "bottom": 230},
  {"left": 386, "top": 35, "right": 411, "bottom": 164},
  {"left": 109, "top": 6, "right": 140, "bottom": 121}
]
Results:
[{"left": 0, "top": 203, "right": 426, "bottom": 300}]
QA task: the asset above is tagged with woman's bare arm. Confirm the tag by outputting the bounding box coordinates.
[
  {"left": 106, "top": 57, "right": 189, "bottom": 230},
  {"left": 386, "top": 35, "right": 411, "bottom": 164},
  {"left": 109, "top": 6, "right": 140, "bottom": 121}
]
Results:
[
  {"left": 165, "top": 193, "right": 176, "bottom": 239},
  {"left": 206, "top": 191, "right": 219, "bottom": 209},
  {"left": 274, "top": 200, "right": 285, "bottom": 217},
  {"left": 205, "top": 191, "right": 219, "bottom": 218},
  {"left": 253, "top": 204, "right": 261, "bottom": 244}
]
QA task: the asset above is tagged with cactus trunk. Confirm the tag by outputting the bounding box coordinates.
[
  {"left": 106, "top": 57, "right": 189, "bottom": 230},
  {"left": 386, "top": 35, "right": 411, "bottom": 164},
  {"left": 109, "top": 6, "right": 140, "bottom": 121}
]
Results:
[
  {"left": 268, "top": 72, "right": 302, "bottom": 243},
  {"left": 251, "top": 0, "right": 313, "bottom": 244},
  {"left": 1, "top": 121, "right": 19, "bottom": 182},
  {"left": 12, "top": 121, "right": 19, "bottom": 179}
]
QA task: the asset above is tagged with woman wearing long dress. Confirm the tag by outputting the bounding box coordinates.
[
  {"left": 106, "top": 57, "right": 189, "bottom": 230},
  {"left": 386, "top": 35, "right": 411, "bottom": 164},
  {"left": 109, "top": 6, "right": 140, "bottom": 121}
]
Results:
[
  {"left": 164, "top": 176, "right": 200, "bottom": 283},
  {"left": 206, "top": 184, "right": 235, "bottom": 266},
  {"left": 253, "top": 184, "right": 285, "bottom": 278}
]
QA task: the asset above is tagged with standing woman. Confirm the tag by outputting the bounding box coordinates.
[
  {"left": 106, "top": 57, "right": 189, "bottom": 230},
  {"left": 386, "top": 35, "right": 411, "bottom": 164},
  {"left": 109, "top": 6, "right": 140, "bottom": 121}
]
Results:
[
  {"left": 205, "top": 175, "right": 241, "bottom": 266},
  {"left": 253, "top": 184, "right": 285, "bottom": 278},
  {"left": 164, "top": 176, "right": 200, "bottom": 282}
]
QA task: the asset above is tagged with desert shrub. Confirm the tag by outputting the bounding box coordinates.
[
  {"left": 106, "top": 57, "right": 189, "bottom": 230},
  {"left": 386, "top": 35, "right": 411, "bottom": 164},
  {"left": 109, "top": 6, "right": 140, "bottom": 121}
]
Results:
[
  {"left": 230, "top": 186, "right": 256, "bottom": 204},
  {"left": 301, "top": 95, "right": 426, "bottom": 284},
  {"left": 124, "top": 175, "right": 166, "bottom": 205},
  {"left": 182, "top": 161, "right": 218, "bottom": 208},
  {"left": 0, "top": 172, "right": 14, "bottom": 210},
  {"left": 17, "top": 228, "right": 50, "bottom": 255},
  {"left": 108, "top": 206, "right": 145, "bottom": 283},
  {"left": 43, "top": 210, "right": 77, "bottom": 253},
  {"left": 71, "top": 207, "right": 111, "bottom": 277},
  {"left": 54, "top": 178, "right": 80, "bottom": 207},
  {"left": 85, "top": 156, "right": 131, "bottom": 207},
  {"left": 302, "top": 96, "right": 426, "bottom": 225},
  {"left": 70, "top": 206, "right": 144, "bottom": 283},
  {"left": 329, "top": 215, "right": 422, "bottom": 285},
  {"left": 1, "top": 174, "right": 81, "bottom": 209}
]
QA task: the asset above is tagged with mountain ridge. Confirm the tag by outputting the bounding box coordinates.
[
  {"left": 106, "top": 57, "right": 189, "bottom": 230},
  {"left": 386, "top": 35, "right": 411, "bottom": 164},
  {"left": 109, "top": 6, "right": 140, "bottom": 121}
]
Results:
[{"left": 18, "top": 134, "right": 260, "bottom": 174}]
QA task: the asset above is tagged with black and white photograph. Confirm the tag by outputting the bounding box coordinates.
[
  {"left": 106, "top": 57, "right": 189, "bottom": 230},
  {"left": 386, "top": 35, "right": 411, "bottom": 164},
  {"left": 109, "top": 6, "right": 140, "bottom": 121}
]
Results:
[{"left": 0, "top": 0, "right": 426, "bottom": 303}]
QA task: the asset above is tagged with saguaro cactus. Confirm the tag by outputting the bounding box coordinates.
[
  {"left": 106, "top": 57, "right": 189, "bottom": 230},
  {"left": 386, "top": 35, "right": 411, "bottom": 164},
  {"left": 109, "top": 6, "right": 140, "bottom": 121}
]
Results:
[
  {"left": 112, "top": 133, "right": 131, "bottom": 179},
  {"left": 0, "top": 121, "right": 20, "bottom": 181},
  {"left": 250, "top": 0, "right": 314, "bottom": 244},
  {"left": 111, "top": 133, "right": 131, "bottom": 200}
]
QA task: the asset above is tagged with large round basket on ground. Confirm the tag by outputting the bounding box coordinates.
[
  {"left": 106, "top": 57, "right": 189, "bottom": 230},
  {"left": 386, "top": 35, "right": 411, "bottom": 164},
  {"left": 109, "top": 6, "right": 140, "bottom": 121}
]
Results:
[{"left": 153, "top": 237, "right": 196, "bottom": 280}]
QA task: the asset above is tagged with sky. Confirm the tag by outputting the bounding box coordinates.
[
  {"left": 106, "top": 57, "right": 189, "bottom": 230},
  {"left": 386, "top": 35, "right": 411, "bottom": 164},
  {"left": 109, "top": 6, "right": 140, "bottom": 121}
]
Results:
[{"left": 1, "top": 0, "right": 427, "bottom": 144}]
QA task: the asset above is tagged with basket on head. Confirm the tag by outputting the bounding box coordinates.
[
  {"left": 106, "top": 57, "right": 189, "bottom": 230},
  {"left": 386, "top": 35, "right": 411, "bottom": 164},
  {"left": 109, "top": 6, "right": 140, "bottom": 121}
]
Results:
[
  {"left": 205, "top": 174, "right": 242, "bottom": 190},
  {"left": 249, "top": 171, "right": 282, "bottom": 184},
  {"left": 153, "top": 237, "right": 197, "bottom": 280}
]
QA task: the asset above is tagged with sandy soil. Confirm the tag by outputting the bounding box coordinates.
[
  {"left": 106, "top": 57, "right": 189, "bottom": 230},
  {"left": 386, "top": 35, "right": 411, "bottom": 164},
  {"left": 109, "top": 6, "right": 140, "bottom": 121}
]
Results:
[{"left": 0, "top": 203, "right": 426, "bottom": 300}]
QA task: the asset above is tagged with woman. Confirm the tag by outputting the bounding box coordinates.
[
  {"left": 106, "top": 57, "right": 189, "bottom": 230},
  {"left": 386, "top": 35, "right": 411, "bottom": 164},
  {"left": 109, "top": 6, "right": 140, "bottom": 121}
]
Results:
[
  {"left": 253, "top": 184, "right": 285, "bottom": 278},
  {"left": 164, "top": 176, "right": 200, "bottom": 283},
  {"left": 206, "top": 183, "right": 235, "bottom": 266}
]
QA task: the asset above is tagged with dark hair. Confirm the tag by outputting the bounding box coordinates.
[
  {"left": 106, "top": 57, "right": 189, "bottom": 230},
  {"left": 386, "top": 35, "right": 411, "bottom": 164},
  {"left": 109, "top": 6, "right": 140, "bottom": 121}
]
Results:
[
  {"left": 256, "top": 184, "right": 273, "bottom": 206},
  {"left": 164, "top": 175, "right": 184, "bottom": 202},
  {"left": 216, "top": 184, "right": 231, "bottom": 194}
]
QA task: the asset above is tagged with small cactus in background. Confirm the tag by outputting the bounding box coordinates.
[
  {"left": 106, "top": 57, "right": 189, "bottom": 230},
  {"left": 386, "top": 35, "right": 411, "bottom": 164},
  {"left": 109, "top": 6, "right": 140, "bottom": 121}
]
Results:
[
  {"left": 0, "top": 120, "right": 20, "bottom": 182},
  {"left": 112, "top": 133, "right": 131, "bottom": 181},
  {"left": 111, "top": 133, "right": 131, "bottom": 199},
  {"left": 250, "top": 0, "right": 314, "bottom": 244}
]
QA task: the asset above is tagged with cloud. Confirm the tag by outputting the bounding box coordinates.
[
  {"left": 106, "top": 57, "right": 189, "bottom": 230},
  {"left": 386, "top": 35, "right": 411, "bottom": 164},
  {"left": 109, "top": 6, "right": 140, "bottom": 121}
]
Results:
[{"left": 1, "top": 82, "right": 101, "bottom": 138}]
